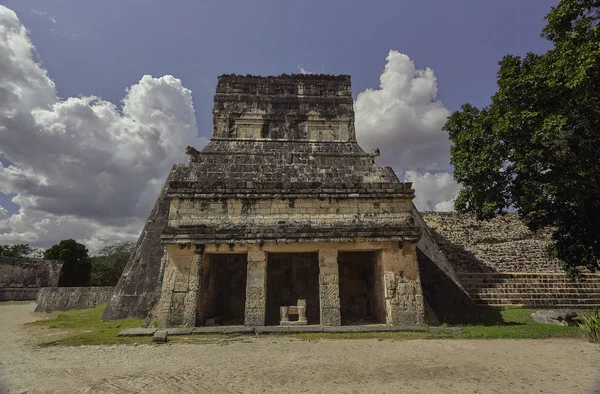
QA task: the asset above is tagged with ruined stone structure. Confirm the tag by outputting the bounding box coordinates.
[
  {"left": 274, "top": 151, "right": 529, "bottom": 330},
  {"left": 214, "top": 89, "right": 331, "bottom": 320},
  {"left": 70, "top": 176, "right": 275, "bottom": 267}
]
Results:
[
  {"left": 423, "top": 212, "right": 600, "bottom": 309},
  {"left": 104, "top": 74, "right": 474, "bottom": 327},
  {"left": 422, "top": 212, "right": 562, "bottom": 273},
  {"left": 0, "top": 256, "right": 63, "bottom": 301}
]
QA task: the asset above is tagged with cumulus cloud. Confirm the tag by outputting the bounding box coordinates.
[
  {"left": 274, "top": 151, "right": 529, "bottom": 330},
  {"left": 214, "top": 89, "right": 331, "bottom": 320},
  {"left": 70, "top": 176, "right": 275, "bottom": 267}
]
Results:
[
  {"left": 404, "top": 171, "right": 460, "bottom": 212},
  {"left": 355, "top": 50, "right": 459, "bottom": 211},
  {"left": 297, "top": 64, "right": 324, "bottom": 75},
  {"left": 0, "top": 6, "right": 207, "bottom": 252}
]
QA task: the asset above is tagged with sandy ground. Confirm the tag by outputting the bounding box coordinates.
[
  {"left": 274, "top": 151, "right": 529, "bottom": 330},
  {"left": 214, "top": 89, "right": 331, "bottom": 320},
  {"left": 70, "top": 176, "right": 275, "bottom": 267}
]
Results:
[{"left": 1, "top": 303, "right": 599, "bottom": 394}]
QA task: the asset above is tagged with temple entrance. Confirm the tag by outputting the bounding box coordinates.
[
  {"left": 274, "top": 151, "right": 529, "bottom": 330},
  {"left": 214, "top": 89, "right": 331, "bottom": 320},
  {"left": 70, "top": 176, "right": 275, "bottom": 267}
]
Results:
[
  {"left": 266, "top": 252, "right": 320, "bottom": 325},
  {"left": 338, "top": 251, "right": 384, "bottom": 325},
  {"left": 199, "top": 254, "right": 247, "bottom": 325}
]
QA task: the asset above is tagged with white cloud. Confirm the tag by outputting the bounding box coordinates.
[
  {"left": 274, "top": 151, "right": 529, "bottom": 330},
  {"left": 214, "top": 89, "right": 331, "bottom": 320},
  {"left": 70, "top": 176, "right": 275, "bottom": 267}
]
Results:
[
  {"left": 404, "top": 171, "right": 459, "bottom": 211},
  {"left": 0, "top": 6, "right": 207, "bottom": 252},
  {"left": 297, "top": 64, "right": 324, "bottom": 75},
  {"left": 355, "top": 50, "right": 457, "bottom": 211},
  {"left": 31, "top": 9, "right": 56, "bottom": 24},
  {"left": 355, "top": 50, "right": 451, "bottom": 173}
]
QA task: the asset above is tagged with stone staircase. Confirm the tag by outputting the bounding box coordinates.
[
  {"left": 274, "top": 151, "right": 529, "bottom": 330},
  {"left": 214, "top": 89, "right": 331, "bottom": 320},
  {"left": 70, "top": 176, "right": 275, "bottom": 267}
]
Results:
[{"left": 458, "top": 273, "right": 600, "bottom": 309}]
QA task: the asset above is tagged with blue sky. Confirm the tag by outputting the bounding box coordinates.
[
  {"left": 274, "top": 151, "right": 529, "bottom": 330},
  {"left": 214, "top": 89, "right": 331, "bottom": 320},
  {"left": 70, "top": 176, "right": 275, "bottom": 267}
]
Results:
[
  {"left": 6, "top": 0, "right": 553, "bottom": 132},
  {"left": 0, "top": 1, "right": 557, "bottom": 250}
]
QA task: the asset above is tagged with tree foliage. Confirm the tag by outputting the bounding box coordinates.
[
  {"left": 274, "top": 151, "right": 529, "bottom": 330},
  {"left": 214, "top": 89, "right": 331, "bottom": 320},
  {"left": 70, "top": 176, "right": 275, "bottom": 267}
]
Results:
[
  {"left": 44, "top": 239, "right": 92, "bottom": 287},
  {"left": 90, "top": 242, "right": 134, "bottom": 286},
  {"left": 0, "top": 244, "right": 40, "bottom": 258},
  {"left": 444, "top": 0, "right": 600, "bottom": 275}
]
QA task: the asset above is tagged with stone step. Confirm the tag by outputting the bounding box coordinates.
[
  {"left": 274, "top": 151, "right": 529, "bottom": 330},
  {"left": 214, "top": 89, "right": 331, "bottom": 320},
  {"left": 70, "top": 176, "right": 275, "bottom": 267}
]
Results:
[
  {"left": 474, "top": 301, "right": 600, "bottom": 306},
  {"left": 458, "top": 273, "right": 600, "bottom": 277},
  {"left": 473, "top": 298, "right": 600, "bottom": 305},
  {"left": 461, "top": 279, "right": 600, "bottom": 284},
  {"left": 465, "top": 284, "right": 600, "bottom": 289},
  {"left": 459, "top": 276, "right": 600, "bottom": 283},
  {"left": 464, "top": 285, "right": 600, "bottom": 290},
  {"left": 472, "top": 293, "right": 600, "bottom": 299},
  {"left": 473, "top": 301, "right": 600, "bottom": 308},
  {"left": 471, "top": 293, "right": 600, "bottom": 298}
]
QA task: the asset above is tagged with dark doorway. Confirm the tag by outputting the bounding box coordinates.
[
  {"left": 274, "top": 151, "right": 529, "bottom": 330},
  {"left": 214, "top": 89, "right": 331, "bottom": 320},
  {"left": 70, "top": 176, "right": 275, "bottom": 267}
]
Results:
[
  {"left": 338, "top": 251, "right": 383, "bottom": 325},
  {"left": 266, "top": 253, "right": 320, "bottom": 325},
  {"left": 199, "top": 254, "right": 247, "bottom": 325}
]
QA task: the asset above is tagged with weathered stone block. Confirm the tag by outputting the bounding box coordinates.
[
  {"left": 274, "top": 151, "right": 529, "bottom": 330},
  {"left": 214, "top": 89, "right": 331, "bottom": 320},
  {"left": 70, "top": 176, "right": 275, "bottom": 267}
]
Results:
[
  {"left": 167, "top": 327, "right": 194, "bottom": 335},
  {"left": 244, "top": 309, "right": 265, "bottom": 326},
  {"left": 320, "top": 308, "right": 341, "bottom": 326},
  {"left": 117, "top": 328, "right": 157, "bottom": 337},
  {"left": 531, "top": 310, "right": 578, "bottom": 326},
  {"left": 248, "top": 250, "right": 266, "bottom": 262},
  {"left": 153, "top": 330, "right": 168, "bottom": 343}
]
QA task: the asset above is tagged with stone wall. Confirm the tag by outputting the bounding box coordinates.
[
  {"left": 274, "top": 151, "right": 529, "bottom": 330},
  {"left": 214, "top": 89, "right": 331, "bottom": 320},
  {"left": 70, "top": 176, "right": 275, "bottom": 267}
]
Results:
[
  {"left": 413, "top": 207, "right": 479, "bottom": 324},
  {"left": 35, "top": 287, "right": 114, "bottom": 313},
  {"left": 422, "top": 212, "right": 562, "bottom": 273},
  {"left": 0, "top": 288, "right": 39, "bottom": 301},
  {"left": 0, "top": 256, "right": 63, "bottom": 288}
]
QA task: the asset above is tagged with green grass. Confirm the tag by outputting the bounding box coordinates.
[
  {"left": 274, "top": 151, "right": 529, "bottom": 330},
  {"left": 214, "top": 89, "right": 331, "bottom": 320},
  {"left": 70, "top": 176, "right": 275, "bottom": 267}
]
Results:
[
  {"left": 297, "top": 307, "right": 586, "bottom": 341},
  {"left": 458, "top": 307, "right": 583, "bottom": 339},
  {"left": 26, "top": 303, "right": 148, "bottom": 346},
  {"left": 25, "top": 304, "right": 588, "bottom": 346}
]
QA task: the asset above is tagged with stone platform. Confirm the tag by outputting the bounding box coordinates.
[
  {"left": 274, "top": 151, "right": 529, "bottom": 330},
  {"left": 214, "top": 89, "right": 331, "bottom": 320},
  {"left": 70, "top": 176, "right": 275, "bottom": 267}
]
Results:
[{"left": 118, "top": 325, "right": 462, "bottom": 337}]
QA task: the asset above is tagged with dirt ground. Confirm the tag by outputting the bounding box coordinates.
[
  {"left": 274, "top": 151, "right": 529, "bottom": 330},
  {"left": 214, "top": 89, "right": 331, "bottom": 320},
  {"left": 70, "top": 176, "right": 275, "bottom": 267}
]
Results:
[{"left": 1, "top": 303, "right": 599, "bottom": 394}]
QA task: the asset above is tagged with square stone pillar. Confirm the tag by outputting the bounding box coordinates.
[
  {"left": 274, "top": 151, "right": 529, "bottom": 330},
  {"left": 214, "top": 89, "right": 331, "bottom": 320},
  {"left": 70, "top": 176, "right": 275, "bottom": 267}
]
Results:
[
  {"left": 318, "top": 248, "right": 341, "bottom": 326},
  {"left": 182, "top": 249, "right": 203, "bottom": 326},
  {"left": 380, "top": 243, "right": 425, "bottom": 326},
  {"left": 154, "top": 244, "right": 203, "bottom": 328},
  {"left": 244, "top": 249, "right": 267, "bottom": 326}
]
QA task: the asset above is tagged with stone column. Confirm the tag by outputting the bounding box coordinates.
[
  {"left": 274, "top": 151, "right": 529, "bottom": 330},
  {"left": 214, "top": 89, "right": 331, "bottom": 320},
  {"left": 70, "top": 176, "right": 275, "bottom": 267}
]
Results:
[
  {"left": 318, "top": 248, "right": 341, "bottom": 326},
  {"left": 154, "top": 244, "right": 202, "bottom": 328},
  {"left": 244, "top": 249, "right": 267, "bottom": 326},
  {"left": 380, "top": 242, "right": 425, "bottom": 326},
  {"left": 182, "top": 247, "right": 203, "bottom": 327}
]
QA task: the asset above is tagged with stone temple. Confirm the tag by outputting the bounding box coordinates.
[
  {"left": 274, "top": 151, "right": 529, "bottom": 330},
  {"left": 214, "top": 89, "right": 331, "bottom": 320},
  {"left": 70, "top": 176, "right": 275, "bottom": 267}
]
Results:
[{"left": 102, "top": 74, "right": 475, "bottom": 327}]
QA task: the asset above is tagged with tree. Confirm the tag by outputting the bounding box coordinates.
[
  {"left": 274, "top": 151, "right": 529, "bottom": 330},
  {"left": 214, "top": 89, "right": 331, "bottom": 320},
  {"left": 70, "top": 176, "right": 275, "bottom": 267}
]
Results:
[
  {"left": 443, "top": 0, "right": 600, "bottom": 276},
  {"left": 44, "top": 239, "right": 92, "bottom": 287},
  {"left": 90, "top": 242, "right": 134, "bottom": 286},
  {"left": 0, "top": 244, "right": 41, "bottom": 258}
]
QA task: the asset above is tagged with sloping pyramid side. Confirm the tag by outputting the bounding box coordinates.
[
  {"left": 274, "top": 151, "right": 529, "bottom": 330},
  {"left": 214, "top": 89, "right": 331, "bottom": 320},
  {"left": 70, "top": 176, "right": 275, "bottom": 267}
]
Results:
[
  {"left": 413, "top": 204, "right": 479, "bottom": 324},
  {"left": 101, "top": 166, "right": 176, "bottom": 321}
]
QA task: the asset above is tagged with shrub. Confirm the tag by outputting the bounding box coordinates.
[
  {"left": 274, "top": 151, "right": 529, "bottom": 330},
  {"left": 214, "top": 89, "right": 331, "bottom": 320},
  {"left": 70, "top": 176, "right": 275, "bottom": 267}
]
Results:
[{"left": 578, "top": 311, "right": 600, "bottom": 343}]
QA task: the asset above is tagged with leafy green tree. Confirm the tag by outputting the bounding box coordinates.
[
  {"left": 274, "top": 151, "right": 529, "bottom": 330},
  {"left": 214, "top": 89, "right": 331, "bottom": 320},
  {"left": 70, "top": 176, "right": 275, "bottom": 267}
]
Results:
[
  {"left": 444, "top": 0, "right": 600, "bottom": 276},
  {"left": 0, "top": 244, "right": 38, "bottom": 258},
  {"left": 44, "top": 239, "right": 92, "bottom": 286},
  {"left": 90, "top": 242, "right": 134, "bottom": 286}
]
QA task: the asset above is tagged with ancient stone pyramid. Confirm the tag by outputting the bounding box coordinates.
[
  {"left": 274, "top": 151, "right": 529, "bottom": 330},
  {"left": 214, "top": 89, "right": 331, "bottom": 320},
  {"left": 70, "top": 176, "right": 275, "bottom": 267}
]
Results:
[{"left": 103, "top": 74, "right": 475, "bottom": 326}]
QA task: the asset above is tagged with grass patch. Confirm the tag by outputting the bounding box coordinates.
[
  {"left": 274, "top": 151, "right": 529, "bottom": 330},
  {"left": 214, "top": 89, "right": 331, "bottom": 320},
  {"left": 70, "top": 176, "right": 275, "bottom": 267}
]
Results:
[
  {"left": 297, "top": 307, "right": 586, "bottom": 341},
  {"left": 458, "top": 307, "right": 583, "bottom": 339},
  {"left": 25, "top": 304, "right": 589, "bottom": 346},
  {"left": 26, "top": 303, "right": 148, "bottom": 346}
]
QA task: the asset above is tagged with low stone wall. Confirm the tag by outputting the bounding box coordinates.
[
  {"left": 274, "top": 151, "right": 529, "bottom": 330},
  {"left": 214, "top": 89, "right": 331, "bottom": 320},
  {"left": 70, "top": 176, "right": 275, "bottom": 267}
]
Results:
[
  {"left": 35, "top": 287, "right": 114, "bottom": 313},
  {"left": 459, "top": 273, "right": 600, "bottom": 308},
  {"left": 422, "top": 212, "right": 562, "bottom": 273},
  {"left": 0, "top": 288, "right": 39, "bottom": 301},
  {"left": 0, "top": 256, "right": 63, "bottom": 288}
]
